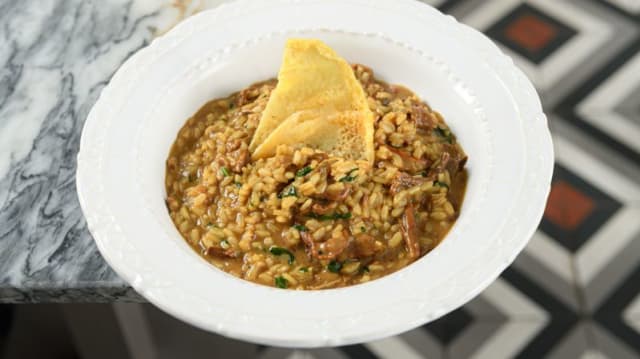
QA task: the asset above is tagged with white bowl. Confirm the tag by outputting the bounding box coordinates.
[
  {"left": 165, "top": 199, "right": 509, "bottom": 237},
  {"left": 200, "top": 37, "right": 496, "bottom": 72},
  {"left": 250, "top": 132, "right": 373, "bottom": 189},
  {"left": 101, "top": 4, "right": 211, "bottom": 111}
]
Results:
[{"left": 76, "top": 0, "right": 553, "bottom": 347}]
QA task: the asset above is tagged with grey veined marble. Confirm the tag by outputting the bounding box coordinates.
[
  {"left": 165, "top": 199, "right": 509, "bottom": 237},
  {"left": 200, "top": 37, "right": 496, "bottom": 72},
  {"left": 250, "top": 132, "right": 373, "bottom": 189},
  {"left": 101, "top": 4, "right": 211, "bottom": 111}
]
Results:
[{"left": 0, "top": 0, "right": 214, "bottom": 302}]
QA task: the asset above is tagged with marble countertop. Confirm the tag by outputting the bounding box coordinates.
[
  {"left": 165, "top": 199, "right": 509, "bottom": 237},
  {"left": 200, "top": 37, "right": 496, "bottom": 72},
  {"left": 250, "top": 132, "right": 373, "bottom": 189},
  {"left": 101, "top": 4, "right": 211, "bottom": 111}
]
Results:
[{"left": 0, "top": 0, "right": 230, "bottom": 302}]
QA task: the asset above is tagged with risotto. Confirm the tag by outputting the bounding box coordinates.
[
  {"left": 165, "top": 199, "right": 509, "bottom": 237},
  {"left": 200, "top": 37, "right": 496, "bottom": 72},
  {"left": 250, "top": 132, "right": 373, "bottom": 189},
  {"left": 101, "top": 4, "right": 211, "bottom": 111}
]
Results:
[{"left": 165, "top": 64, "right": 467, "bottom": 290}]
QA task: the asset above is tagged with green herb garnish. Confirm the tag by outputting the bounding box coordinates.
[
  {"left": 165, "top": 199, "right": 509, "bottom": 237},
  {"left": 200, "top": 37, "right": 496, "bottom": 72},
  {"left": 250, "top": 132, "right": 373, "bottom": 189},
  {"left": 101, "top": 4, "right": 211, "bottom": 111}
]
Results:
[
  {"left": 296, "top": 166, "right": 313, "bottom": 177},
  {"left": 327, "top": 260, "right": 343, "bottom": 273},
  {"left": 299, "top": 267, "right": 309, "bottom": 273},
  {"left": 269, "top": 246, "right": 295, "bottom": 264},
  {"left": 434, "top": 181, "right": 449, "bottom": 189},
  {"left": 277, "top": 186, "right": 298, "bottom": 199},
  {"left": 433, "top": 127, "right": 453, "bottom": 144},
  {"left": 220, "top": 239, "right": 230, "bottom": 249},
  {"left": 228, "top": 102, "right": 235, "bottom": 109},
  {"left": 339, "top": 168, "right": 359, "bottom": 182},
  {"left": 275, "top": 276, "right": 288, "bottom": 289},
  {"left": 293, "top": 224, "right": 307, "bottom": 232},
  {"left": 333, "top": 213, "right": 352, "bottom": 220},
  {"left": 360, "top": 226, "right": 366, "bottom": 233},
  {"left": 309, "top": 212, "right": 352, "bottom": 221},
  {"left": 359, "top": 266, "right": 370, "bottom": 274},
  {"left": 220, "top": 166, "right": 230, "bottom": 177}
]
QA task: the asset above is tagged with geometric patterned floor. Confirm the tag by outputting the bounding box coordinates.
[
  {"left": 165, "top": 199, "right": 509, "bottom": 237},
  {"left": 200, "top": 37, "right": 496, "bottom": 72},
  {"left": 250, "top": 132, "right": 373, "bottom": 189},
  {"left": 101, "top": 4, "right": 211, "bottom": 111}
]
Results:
[
  {"left": 256, "top": 0, "right": 640, "bottom": 357},
  {"left": 0, "top": 1, "right": 636, "bottom": 358}
]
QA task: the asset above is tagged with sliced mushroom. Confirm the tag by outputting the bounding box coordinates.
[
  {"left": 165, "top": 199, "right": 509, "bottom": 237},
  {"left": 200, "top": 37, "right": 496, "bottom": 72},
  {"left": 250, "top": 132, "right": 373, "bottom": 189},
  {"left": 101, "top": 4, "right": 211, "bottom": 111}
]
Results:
[
  {"left": 401, "top": 203, "right": 420, "bottom": 260},
  {"left": 390, "top": 172, "right": 430, "bottom": 195}
]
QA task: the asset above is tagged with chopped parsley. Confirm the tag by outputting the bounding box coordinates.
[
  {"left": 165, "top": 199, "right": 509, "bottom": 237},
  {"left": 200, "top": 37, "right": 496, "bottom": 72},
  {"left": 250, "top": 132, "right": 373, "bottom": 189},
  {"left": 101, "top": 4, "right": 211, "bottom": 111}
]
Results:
[
  {"left": 277, "top": 186, "right": 298, "bottom": 199},
  {"left": 296, "top": 166, "right": 313, "bottom": 177},
  {"left": 309, "top": 212, "right": 352, "bottom": 221},
  {"left": 339, "top": 168, "right": 359, "bottom": 182},
  {"left": 269, "top": 246, "right": 295, "bottom": 264},
  {"left": 433, "top": 127, "right": 454, "bottom": 144},
  {"left": 219, "top": 239, "right": 230, "bottom": 249},
  {"left": 327, "top": 260, "right": 343, "bottom": 273},
  {"left": 274, "top": 276, "right": 288, "bottom": 289},
  {"left": 219, "top": 166, "right": 230, "bottom": 177},
  {"left": 434, "top": 181, "right": 449, "bottom": 189},
  {"left": 292, "top": 224, "right": 307, "bottom": 232},
  {"left": 299, "top": 267, "right": 309, "bottom": 273},
  {"left": 359, "top": 266, "right": 370, "bottom": 274},
  {"left": 360, "top": 226, "right": 366, "bottom": 233}
]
